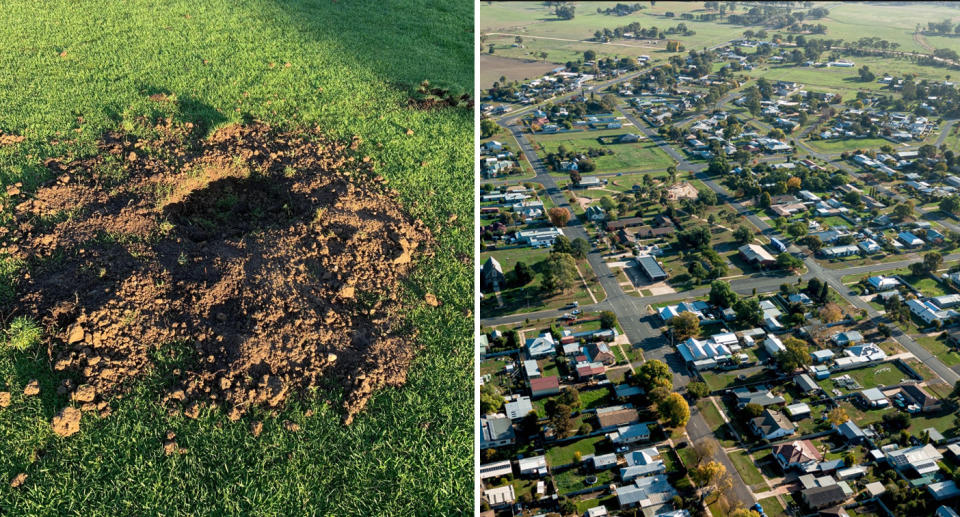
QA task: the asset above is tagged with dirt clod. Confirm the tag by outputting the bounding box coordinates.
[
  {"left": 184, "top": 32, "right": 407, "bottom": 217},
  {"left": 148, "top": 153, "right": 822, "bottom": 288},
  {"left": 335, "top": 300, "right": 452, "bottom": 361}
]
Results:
[
  {"left": 250, "top": 420, "right": 263, "bottom": 437},
  {"left": 163, "top": 440, "right": 177, "bottom": 455},
  {"left": 424, "top": 293, "right": 440, "bottom": 307},
  {"left": 23, "top": 380, "right": 40, "bottom": 397},
  {"left": 51, "top": 407, "right": 82, "bottom": 437},
  {"left": 0, "top": 392, "right": 9, "bottom": 407},
  {"left": 8, "top": 121, "right": 431, "bottom": 427},
  {"left": 9, "top": 473, "right": 27, "bottom": 488},
  {"left": 283, "top": 420, "right": 300, "bottom": 432}
]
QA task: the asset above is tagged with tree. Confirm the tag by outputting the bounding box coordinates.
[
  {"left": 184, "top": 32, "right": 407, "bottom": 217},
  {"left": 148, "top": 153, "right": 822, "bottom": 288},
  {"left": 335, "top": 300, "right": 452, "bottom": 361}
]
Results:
[
  {"left": 668, "top": 311, "right": 700, "bottom": 340},
  {"left": 555, "top": 3, "right": 575, "bottom": 20},
  {"left": 659, "top": 392, "right": 690, "bottom": 428},
  {"left": 676, "top": 226, "right": 712, "bottom": 250},
  {"left": 600, "top": 311, "right": 618, "bottom": 330},
  {"left": 548, "top": 403, "right": 575, "bottom": 438},
  {"left": 541, "top": 253, "right": 578, "bottom": 294},
  {"left": 776, "top": 252, "right": 803, "bottom": 271},
  {"left": 733, "top": 298, "right": 762, "bottom": 326},
  {"left": 893, "top": 202, "right": 913, "bottom": 220},
  {"left": 758, "top": 191, "right": 772, "bottom": 208},
  {"left": 786, "top": 221, "right": 808, "bottom": 238},
  {"left": 548, "top": 207, "right": 570, "bottom": 227},
  {"left": 690, "top": 460, "right": 731, "bottom": 503},
  {"left": 480, "top": 118, "right": 499, "bottom": 138},
  {"left": 801, "top": 235, "right": 823, "bottom": 252},
  {"left": 553, "top": 234, "right": 573, "bottom": 255},
  {"left": 480, "top": 383, "right": 503, "bottom": 414},
  {"left": 776, "top": 336, "right": 811, "bottom": 371},
  {"left": 559, "top": 386, "right": 582, "bottom": 410},
  {"left": 941, "top": 195, "right": 960, "bottom": 215},
  {"left": 709, "top": 280, "right": 739, "bottom": 308},
  {"left": 636, "top": 359, "right": 673, "bottom": 392},
  {"left": 827, "top": 407, "right": 849, "bottom": 427},
  {"left": 514, "top": 261, "right": 534, "bottom": 286},
  {"left": 583, "top": 49, "right": 597, "bottom": 61},
  {"left": 570, "top": 237, "right": 591, "bottom": 260},
  {"left": 519, "top": 411, "right": 540, "bottom": 438},
  {"left": 733, "top": 225, "right": 753, "bottom": 244},
  {"left": 923, "top": 251, "right": 944, "bottom": 273},
  {"left": 687, "top": 382, "right": 710, "bottom": 400},
  {"left": 742, "top": 402, "right": 764, "bottom": 418},
  {"left": 819, "top": 302, "right": 843, "bottom": 323}
]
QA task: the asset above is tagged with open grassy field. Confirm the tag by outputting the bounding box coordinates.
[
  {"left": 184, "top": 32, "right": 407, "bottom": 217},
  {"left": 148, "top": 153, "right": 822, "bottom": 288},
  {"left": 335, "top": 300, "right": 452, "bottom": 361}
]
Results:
[
  {"left": 531, "top": 128, "right": 676, "bottom": 173},
  {"left": 0, "top": 1, "right": 472, "bottom": 514}
]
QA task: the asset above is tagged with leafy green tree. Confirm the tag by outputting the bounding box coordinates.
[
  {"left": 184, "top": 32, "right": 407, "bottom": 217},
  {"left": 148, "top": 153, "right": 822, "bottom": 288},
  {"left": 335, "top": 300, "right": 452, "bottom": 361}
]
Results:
[
  {"left": 687, "top": 381, "right": 710, "bottom": 400},
  {"left": 733, "top": 298, "right": 762, "bottom": 326},
  {"left": 776, "top": 336, "right": 812, "bottom": 371},
  {"left": 480, "top": 118, "right": 499, "bottom": 138},
  {"left": 709, "top": 280, "right": 739, "bottom": 308},
  {"left": 636, "top": 359, "right": 673, "bottom": 392},
  {"left": 480, "top": 383, "right": 503, "bottom": 414},
  {"left": 541, "top": 253, "right": 578, "bottom": 294},
  {"left": 733, "top": 225, "right": 753, "bottom": 244},
  {"left": 600, "top": 311, "right": 618, "bottom": 330},
  {"left": 777, "top": 252, "right": 803, "bottom": 270},
  {"left": 514, "top": 261, "right": 534, "bottom": 286},
  {"left": 669, "top": 311, "right": 700, "bottom": 340},
  {"left": 659, "top": 392, "right": 690, "bottom": 428},
  {"left": 677, "top": 226, "right": 712, "bottom": 250},
  {"left": 570, "top": 237, "right": 591, "bottom": 260}
]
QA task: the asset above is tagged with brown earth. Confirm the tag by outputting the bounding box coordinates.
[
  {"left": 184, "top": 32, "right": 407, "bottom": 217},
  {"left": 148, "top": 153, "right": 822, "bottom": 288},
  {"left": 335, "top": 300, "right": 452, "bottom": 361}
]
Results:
[
  {"left": 51, "top": 407, "right": 82, "bottom": 437},
  {"left": 5, "top": 119, "right": 432, "bottom": 430}
]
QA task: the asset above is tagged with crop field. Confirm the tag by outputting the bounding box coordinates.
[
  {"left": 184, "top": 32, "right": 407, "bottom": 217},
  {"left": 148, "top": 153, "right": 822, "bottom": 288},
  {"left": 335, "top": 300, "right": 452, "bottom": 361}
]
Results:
[
  {"left": 531, "top": 128, "right": 676, "bottom": 173},
  {"left": 0, "top": 1, "right": 472, "bottom": 515}
]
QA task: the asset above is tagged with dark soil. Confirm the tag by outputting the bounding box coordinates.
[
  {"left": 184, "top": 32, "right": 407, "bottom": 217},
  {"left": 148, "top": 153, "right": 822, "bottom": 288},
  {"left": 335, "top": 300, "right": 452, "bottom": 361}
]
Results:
[
  {"left": 407, "top": 81, "right": 473, "bottom": 111},
  {"left": 5, "top": 120, "right": 432, "bottom": 428}
]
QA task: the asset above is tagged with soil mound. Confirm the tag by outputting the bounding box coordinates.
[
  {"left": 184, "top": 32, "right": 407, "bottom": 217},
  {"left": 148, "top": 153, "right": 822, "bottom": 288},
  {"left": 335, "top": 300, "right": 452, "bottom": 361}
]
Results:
[{"left": 6, "top": 121, "right": 432, "bottom": 426}]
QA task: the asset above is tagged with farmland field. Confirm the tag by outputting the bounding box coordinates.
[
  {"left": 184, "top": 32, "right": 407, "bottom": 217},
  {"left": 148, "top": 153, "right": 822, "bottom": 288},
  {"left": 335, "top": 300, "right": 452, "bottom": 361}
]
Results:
[{"left": 0, "top": 1, "right": 472, "bottom": 514}]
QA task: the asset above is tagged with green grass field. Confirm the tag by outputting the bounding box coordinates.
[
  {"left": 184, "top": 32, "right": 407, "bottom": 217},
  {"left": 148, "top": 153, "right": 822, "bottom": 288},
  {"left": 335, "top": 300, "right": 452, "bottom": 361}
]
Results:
[
  {"left": 531, "top": 128, "right": 676, "bottom": 173},
  {"left": 0, "top": 1, "right": 472, "bottom": 514}
]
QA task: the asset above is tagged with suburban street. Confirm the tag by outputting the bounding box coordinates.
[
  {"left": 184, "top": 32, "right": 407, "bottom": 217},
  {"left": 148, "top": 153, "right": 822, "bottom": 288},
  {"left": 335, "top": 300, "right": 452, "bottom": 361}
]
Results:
[{"left": 483, "top": 70, "right": 960, "bottom": 507}]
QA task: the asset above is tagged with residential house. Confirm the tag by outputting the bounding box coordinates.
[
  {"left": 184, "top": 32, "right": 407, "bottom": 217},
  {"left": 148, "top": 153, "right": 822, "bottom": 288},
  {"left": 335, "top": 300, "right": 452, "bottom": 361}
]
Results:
[
  {"left": 637, "top": 255, "right": 668, "bottom": 282},
  {"left": 867, "top": 276, "right": 900, "bottom": 291},
  {"left": 517, "top": 455, "right": 548, "bottom": 477},
  {"left": 621, "top": 447, "right": 666, "bottom": 482},
  {"left": 734, "top": 386, "right": 786, "bottom": 409},
  {"left": 587, "top": 342, "right": 617, "bottom": 365},
  {"left": 484, "top": 484, "right": 516, "bottom": 508},
  {"left": 479, "top": 460, "right": 513, "bottom": 480},
  {"left": 480, "top": 416, "right": 516, "bottom": 449},
  {"left": 836, "top": 420, "right": 866, "bottom": 444},
  {"left": 607, "top": 423, "right": 651, "bottom": 444},
  {"left": 751, "top": 409, "right": 796, "bottom": 440},
  {"left": 901, "top": 384, "right": 943, "bottom": 413},
  {"left": 525, "top": 333, "right": 557, "bottom": 358},
  {"left": 795, "top": 374, "right": 819, "bottom": 394},
  {"left": 773, "top": 440, "right": 823, "bottom": 471},
  {"left": 504, "top": 395, "right": 534, "bottom": 420},
  {"left": 785, "top": 402, "right": 811, "bottom": 419},
  {"left": 886, "top": 444, "right": 943, "bottom": 476},
  {"left": 802, "top": 485, "right": 848, "bottom": 510},
  {"left": 529, "top": 376, "right": 560, "bottom": 399},
  {"left": 860, "top": 388, "right": 889, "bottom": 408},
  {"left": 831, "top": 331, "right": 863, "bottom": 347},
  {"left": 585, "top": 205, "right": 606, "bottom": 221},
  {"left": 615, "top": 474, "right": 678, "bottom": 510}
]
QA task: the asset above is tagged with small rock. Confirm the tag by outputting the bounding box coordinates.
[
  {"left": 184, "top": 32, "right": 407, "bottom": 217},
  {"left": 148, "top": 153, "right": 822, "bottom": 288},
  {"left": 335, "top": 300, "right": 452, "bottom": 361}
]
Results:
[
  {"left": 327, "top": 352, "right": 338, "bottom": 363},
  {"left": 127, "top": 151, "right": 137, "bottom": 162},
  {"left": 23, "top": 379, "right": 40, "bottom": 397},
  {"left": 339, "top": 285, "right": 355, "bottom": 299},
  {"left": 405, "top": 128, "right": 414, "bottom": 136}
]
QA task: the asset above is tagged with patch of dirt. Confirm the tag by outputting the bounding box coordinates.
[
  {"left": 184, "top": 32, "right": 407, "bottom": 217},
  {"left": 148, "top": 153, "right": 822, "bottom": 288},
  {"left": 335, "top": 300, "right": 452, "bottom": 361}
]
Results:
[
  {"left": 51, "top": 407, "right": 82, "bottom": 437},
  {"left": 0, "top": 131, "right": 25, "bottom": 146},
  {"left": 7, "top": 120, "right": 433, "bottom": 429},
  {"left": 0, "top": 391, "right": 9, "bottom": 407},
  {"left": 9, "top": 472, "right": 27, "bottom": 488},
  {"left": 23, "top": 379, "right": 39, "bottom": 396},
  {"left": 407, "top": 81, "right": 473, "bottom": 111}
]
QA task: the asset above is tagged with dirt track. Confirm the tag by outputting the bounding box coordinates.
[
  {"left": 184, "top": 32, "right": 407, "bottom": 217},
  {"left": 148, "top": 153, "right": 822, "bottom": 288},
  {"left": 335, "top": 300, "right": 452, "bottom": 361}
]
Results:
[{"left": 6, "top": 117, "right": 432, "bottom": 430}]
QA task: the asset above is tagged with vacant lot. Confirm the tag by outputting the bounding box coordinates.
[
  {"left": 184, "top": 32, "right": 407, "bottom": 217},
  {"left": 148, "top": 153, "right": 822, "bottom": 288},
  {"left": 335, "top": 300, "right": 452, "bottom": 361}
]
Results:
[
  {"left": 531, "top": 127, "right": 676, "bottom": 173},
  {"left": 480, "top": 54, "right": 558, "bottom": 88},
  {"left": 0, "top": 1, "right": 472, "bottom": 514}
]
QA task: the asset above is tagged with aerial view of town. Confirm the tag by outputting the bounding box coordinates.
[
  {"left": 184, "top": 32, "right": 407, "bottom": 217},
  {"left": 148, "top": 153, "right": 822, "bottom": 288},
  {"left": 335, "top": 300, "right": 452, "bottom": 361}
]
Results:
[{"left": 478, "top": 2, "right": 960, "bottom": 516}]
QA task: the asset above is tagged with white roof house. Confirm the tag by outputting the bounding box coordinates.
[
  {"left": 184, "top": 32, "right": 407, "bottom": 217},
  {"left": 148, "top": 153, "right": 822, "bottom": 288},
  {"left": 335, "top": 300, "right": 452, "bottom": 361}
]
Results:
[
  {"left": 525, "top": 333, "right": 557, "bottom": 358},
  {"left": 615, "top": 474, "right": 678, "bottom": 509},
  {"left": 484, "top": 484, "right": 516, "bottom": 507},
  {"left": 504, "top": 396, "right": 534, "bottom": 420},
  {"left": 517, "top": 455, "right": 548, "bottom": 476},
  {"left": 479, "top": 460, "right": 514, "bottom": 480},
  {"left": 677, "top": 333, "right": 736, "bottom": 363},
  {"left": 764, "top": 334, "right": 786, "bottom": 356},
  {"left": 867, "top": 276, "right": 900, "bottom": 291},
  {"left": 887, "top": 444, "right": 943, "bottom": 476}
]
